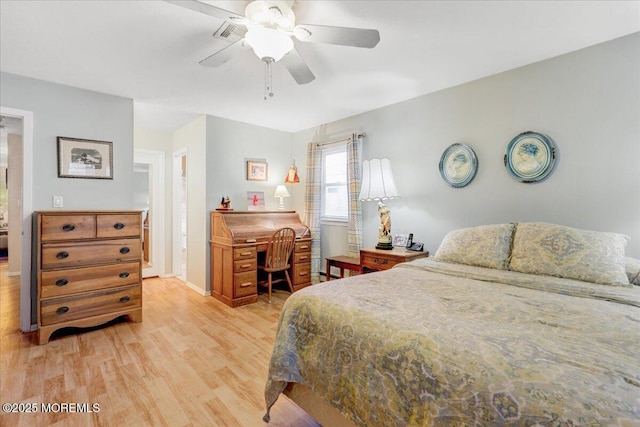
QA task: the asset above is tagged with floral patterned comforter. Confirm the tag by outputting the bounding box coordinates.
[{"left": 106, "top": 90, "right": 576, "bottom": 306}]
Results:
[{"left": 264, "top": 258, "right": 640, "bottom": 426}]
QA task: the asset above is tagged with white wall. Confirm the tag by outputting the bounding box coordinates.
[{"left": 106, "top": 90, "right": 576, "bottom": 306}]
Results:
[
  {"left": 293, "top": 33, "right": 640, "bottom": 259},
  {"left": 7, "top": 133, "right": 22, "bottom": 274},
  {"left": 0, "top": 72, "right": 135, "bottom": 211},
  {"left": 173, "top": 116, "right": 208, "bottom": 294}
]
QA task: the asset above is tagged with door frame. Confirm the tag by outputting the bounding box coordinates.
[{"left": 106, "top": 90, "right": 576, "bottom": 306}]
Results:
[
  {"left": 172, "top": 148, "right": 187, "bottom": 280},
  {"left": 134, "top": 148, "right": 165, "bottom": 278},
  {"left": 1, "top": 106, "right": 34, "bottom": 332}
]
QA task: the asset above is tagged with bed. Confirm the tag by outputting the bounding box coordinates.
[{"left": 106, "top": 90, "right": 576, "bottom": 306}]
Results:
[{"left": 264, "top": 222, "right": 640, "bottom": 426}]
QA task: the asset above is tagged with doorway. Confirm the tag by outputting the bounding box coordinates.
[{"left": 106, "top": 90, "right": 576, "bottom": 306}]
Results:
[
  {"left": 134, "top": 149, "right": 165, "bottom": 278},
  {"left": 173, "top": 149, "right": 187, "bottom": 281},
  {"left": 0, "top": 107, "right": 34, "bottom": 332}
]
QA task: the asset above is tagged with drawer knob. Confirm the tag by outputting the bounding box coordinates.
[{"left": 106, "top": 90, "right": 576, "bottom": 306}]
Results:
[
  {"left": 119, "top": 296, "right": 131, "bottom": 303},
  {"left": 56, "top": 306, "right": 69, "bottom": 315},
  {"left": 239, "top": 282, "right": 253, "bottom": 288},
  {"left": 119, "top": 272, "right": 130, "bottom": 278},
  {"left": 61, "top": 224, "right": 75, "bottom": 232},
  {"left": 55, "top": 279, "right": 69, "bottom": 287},
  {"left": 56, "top": 251, "right": 69, "bottom": 259},
  {"left": 114, "top": 223, "right": 125, "bottom": 230},
  {"left": 119, "top": 247, "right": 130, "bottom": 254}
]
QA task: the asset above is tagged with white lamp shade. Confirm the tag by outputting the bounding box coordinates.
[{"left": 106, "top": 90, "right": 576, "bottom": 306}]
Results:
[
  {"left": 245, "top": 1, "right": 295, "bottom": 30},
  {"left": 358, "top": 158, "right": 399, "bottom": 201},
  {"left": 274, "top": 184, "right": 290, "bottom": 198},
  {"left": 245, "top": 27, "right": 294, "bottom": 62}
]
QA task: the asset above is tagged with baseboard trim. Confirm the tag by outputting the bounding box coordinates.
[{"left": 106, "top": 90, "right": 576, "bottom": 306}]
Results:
[{"left": 184, "top": 280, "right": 211, "bottom": 296}]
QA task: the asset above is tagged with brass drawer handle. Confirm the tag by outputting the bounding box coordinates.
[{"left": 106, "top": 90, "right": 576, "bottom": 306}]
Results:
[
  {"left": 298, "top": 256, "right": 308, "bottom": 261},
  {"left": 245, "top": 239, "right": 257, "bottom": 243},
  {"left": 56, "top": 306, "right": 69, "bottom": 315},
  {"left": 239, "top": 251, "right": 253, "bottom": 256},
  {"left": 299, "top": 272, "right": 309, "bottom": 276},
  {"left": 119, "top": 296, "right": 131, "bottom": 303},
  {"left": 298, "top": 245, "right": 309, "bottom": 250},
  {"left": 374, "top": 258, "right": 388, "bottom": 265},
  {"left": 56, "top": 251, "right": 69, "bottom": 259},
  {"left": 120, "top": 247, "right": 130, "bottom": 254},
  {"left": 61, "top": 224, "right": 75, "bottom": 232},
  {"left": 114, "top": 223, "right": 125, "bottom": 230},
  {"left": 55, "top": 279, "right": 69, "bottom": 287},
  {"left": 239, "top": 282, "right": 253, "bottom": 288},
  {"left": 119, "top": 272, "right": 130, "bottom": 278},
  {"left": 239, "top": 264, "right": 252, "bottom": 269}
]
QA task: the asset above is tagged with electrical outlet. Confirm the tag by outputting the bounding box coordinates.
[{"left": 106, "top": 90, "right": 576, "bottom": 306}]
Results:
[{"left": 52, "top": 196, "right": 63, "bottom": 208}]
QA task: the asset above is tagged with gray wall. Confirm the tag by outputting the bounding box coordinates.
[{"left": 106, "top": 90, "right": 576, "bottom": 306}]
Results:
[
  {"left": 292, "top": 33, "right": 640, "bottom": 259},
  {"left": 0, "top": 72, "right": 135, "bottom": 211}
]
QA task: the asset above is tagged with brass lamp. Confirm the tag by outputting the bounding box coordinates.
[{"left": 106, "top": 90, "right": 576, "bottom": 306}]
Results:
[{"left": 358, "top": 158, "right": 399, "bottom": 250}]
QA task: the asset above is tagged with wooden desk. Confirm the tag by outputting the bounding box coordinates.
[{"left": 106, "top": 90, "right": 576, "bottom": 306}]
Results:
[
  {"left": 360, "top": 247, "right": 429, "bottom": 273},
  {"left": 210, "top": 211, "right": 312, "bottom": 307}
]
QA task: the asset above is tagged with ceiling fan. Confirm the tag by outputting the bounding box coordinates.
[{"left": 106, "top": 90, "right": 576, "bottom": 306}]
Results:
[{"left": 164, "top": 0, "right": 380, "bottom": 97}]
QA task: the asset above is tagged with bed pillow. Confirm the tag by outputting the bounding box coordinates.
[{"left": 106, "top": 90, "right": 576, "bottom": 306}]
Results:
[
  {"left": 509, "top": 222, "right": 630, "bottom": 286},
  {"left": 626, "top": 257, "right": 640, "bottom": 286},
  {"left": 434, "top": 223, "right": 515, "bottom": 270}
]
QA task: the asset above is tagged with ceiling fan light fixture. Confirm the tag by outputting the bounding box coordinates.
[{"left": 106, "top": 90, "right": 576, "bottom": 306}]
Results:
[
  {"left": 245, "top": 0, "right": 295, "bottom": 30},
  {"left": 245, "top": 26, "right": 294, "bottom": 62}
]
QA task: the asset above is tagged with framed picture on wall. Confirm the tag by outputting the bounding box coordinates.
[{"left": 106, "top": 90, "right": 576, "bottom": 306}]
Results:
[
  {"left": 246, "top": 160, "right": 268, "bottom": 181},
  {"left": 247, "top": 191, "right": 265, "bottom": 210},
  {"left": 57, "top": 136, "right": 113, "bottom": 179}
]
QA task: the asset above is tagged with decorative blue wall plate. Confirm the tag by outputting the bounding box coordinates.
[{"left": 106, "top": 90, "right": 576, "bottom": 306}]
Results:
[
  {"left": 439, "top": 143, "right": 478, "bottom": 188},
  {"left": 504, "top": 131, "right": 556, "bottom": 183}
]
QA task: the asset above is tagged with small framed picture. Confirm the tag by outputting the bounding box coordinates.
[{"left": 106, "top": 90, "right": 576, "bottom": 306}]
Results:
[
  {"left": 247, "top": 191, "right": 265, "bottom": 210},
  {"left": 393, "top": 233, "right": 410, "bottom": 248},
  {"left": 246, "top": 160, "right": 268, "bottom": 181},
  {"left": 57, "top": 136, "right": 113, "bottom": 179}
]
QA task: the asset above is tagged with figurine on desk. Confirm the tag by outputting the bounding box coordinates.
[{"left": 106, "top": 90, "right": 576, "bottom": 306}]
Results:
[{"left": 217, "top": 195, "right": 232, "bottom": 210}]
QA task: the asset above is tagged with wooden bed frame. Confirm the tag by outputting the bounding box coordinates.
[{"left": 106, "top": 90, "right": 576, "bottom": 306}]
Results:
[{"left": 284, "top": 383, "right": 355, "bottom": 427}]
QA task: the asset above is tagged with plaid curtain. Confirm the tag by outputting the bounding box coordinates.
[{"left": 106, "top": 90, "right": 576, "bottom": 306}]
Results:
[
  {"left": 347, "top": 133, "right": 363, "bottom": 257},
  {"left": 303, "top": 142, "right": 323, "bottom": 283}
]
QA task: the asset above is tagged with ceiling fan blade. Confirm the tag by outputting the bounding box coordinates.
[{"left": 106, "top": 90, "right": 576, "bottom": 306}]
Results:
[
  {"left": 294, "top": 24, "right": 380, "bottom": 48},
  {"left": 199, "top": 39, "right": 250, "bottom": 67},
  {"left": 279, "top": 48, "right": 315, "bottom": 85},
  {"left": 163, "top": 0, "right": 245, "bottom": 24}
]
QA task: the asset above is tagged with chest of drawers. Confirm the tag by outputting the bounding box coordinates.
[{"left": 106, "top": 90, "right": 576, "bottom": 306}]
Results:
[{"left": 34, "top": 210, "right": 143, "bottom": 344}]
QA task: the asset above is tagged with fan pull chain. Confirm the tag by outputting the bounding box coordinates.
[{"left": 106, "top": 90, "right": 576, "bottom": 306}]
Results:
[{"left": 263, "top": 57, "right": 274, "bottom": 100}]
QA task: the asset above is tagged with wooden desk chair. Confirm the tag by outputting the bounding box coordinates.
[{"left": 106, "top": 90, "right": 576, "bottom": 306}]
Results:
[{"left": 258, "top": 227, "right": 296, "bottom": 303}]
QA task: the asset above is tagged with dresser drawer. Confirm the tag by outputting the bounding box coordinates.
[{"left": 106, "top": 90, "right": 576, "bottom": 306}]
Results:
[
  {"left": 234, "top": 247, "right": 256, "bottom": 260},
  {"left": 41, "top": 238, "right": 141, "bottom": 269},
  {"left": 360, "top": 254, "right": 398, "bottom": 271},
  {"left": 234, "top": 258, "right": 256, "bottom": 273},
  {"left": 40, "top": 285, "right": 141, "bottom": 326},
  {"left": 96, "top": 214, "right": 141, "bottom": 238},
  {"left": 41, "top": 215, "right": 96, "bottom": 242},
  {"left": 234, "top": 271, "right": 257, "bottom": 297},
  {"left": 295, "top": 240, "right": 311, "bottom": 253},
  {"left": 40, "top": 262, "right": 140, "bottom": 299}
]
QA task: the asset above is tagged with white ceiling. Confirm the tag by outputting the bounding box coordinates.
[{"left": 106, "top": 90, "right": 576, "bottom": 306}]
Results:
[{"left": 1, "top": 1, "right": 639, "bottom": 133}]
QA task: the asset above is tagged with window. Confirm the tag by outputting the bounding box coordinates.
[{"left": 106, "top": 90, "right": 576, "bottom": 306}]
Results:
[{"left": 322, "top": 144, "right": 348, "bottom": 220}]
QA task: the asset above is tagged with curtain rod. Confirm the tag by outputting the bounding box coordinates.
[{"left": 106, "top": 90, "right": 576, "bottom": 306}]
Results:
[{"left": 315, "top": 132, "right": 366, "bottom": 147}]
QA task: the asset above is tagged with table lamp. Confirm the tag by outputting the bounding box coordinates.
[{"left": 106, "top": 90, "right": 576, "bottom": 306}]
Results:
[
  {"left": 274, "top": 185, "right": 290, "bottom": 210},
  {"left": 358, "top": 158, "right": 399, "bottom": 250}
]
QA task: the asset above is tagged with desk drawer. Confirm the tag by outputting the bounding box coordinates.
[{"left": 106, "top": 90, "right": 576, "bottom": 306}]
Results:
[
  {"left": 234, "top": 259, "right": 256, "bottom": 273},
  {"left": 42, "top": 239, "right": 141, "bottom": 269},
  {"left": 41, "top": 262, "right": 140, "bottom": 298},
  {"left": 292, "top": 262, "right": 311, "bottom": 283},
  {"left": 40, "top": 285, "right": 141, "bottom": 326},
  {"left": 41, "top": 215, "right": 96, "bottom": 242},
  {"left": 294, "top": 252, "right": 311, "bottom": 264},
  {"left": 295, "top": 241, "right": 311, "bottom": 253},
  {"left": 234, "top": 247, "right": 256, "bottom": 260},
  {"left": 234, "top": 271, "right": 257, "bottom": 297}
]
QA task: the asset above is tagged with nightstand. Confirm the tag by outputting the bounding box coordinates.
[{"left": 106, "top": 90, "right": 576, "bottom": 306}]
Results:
[{"left": 360, "top": 247, "right": 429, "bottom": 273}]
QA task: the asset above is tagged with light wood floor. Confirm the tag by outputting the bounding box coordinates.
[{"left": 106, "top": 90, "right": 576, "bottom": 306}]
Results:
[{"left": 0, "top": 261, "right": 320, "bottom": 427}]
